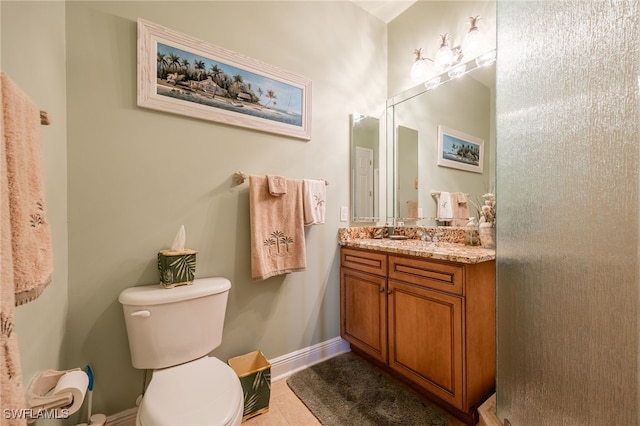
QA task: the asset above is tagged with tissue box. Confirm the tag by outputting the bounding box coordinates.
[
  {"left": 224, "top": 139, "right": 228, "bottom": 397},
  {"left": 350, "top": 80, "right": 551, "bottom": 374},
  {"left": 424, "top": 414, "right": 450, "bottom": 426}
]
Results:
[
  {"left": 228, "top": 351, "right": 271, "bottom": 421},
  {"left": 157, "top": 249, "right": 197, "bottom": 288}
]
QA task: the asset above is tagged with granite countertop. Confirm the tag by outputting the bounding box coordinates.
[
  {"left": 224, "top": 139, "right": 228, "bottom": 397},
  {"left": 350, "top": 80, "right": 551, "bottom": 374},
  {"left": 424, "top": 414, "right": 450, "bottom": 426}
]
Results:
[{"left": 339, "top": 238, "right": 495, "bottom": 264}]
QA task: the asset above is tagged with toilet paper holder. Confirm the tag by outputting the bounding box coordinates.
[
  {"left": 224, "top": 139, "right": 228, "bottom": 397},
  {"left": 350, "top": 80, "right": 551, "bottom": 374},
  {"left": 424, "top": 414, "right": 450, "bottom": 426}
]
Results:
[{"left": 24, "top": 368, "right": 88, "bottom": 423}]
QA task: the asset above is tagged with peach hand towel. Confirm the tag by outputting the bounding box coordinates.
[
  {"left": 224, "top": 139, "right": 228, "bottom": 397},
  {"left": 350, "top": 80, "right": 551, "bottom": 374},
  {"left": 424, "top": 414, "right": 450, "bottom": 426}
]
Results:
[
  {"left": 1, "top": 72, "right": 53, "bottom": 305},
  {"left": 249, "top": 176, "right": 306, "bottom": 280},
  {"left": 406, "top": 200, "right": 418, "bottom": 219},
  {"left": 267, "top": 174, "right": 287, "bottom": 196},
  {"left": 1, "top": 72, "right": 33, "bottom": 426},
  {"left": 302, "top": 179, "right": 326, "bottom": 225},
  {"left": 450, "top": 192, "right": 470, "bottom": 227}
]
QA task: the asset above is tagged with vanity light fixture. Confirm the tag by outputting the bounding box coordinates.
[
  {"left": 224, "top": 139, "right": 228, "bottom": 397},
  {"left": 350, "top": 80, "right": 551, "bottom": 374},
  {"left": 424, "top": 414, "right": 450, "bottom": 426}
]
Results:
[
  {"left": 411, "top": 15, "right": 485, "bottom": 82},
  {"left": 422, "top": 48, "right": 496, "bottom": 92},
  {"left": 410, "top": 48, "right": 434, "bottom": 82}
]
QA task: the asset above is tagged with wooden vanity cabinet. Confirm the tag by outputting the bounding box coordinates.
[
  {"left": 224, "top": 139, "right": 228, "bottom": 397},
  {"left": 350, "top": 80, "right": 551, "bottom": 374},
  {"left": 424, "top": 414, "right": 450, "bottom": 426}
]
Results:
[
  {"left": 340, "top": 248, "right": 388, "bottom": 363},
  {"left": 340, "top": 247, "right": 496, "bottom": 424}
]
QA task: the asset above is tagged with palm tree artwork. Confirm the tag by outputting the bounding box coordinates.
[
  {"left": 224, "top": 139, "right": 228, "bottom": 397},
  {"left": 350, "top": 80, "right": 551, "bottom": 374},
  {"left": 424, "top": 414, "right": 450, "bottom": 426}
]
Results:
[
  {"left": 154, "top": 42, "right": 304, "bottom": 127},
  {"left": 271, "top": 230, "right": 284, "bottom": 254},
  {"left": 441, "top": 130, "right": 483, "bottom": 168},
  {"left": 193, "top": 59, "right": 206, "bottom": 81},
  {"left": 241, "top": 368, "right": 271, "bottom": 418},
  {"left": 167, "top": 52, "right": 180, "bottom": 73},
  {"left": 281, "top": 236, "right": 294, "bottom": 252},
  {"left": 263, "top": 89, "right": 277, "bottom": 107},
  {"left": 157, "top": 52, "right": 169, "bottom": 79},
  {"left": 157, "top": 250, "right": 197, "bottom": 288},
  {"left": 263, "top": 238, "right": 276, "bottom": 255},
  {"left": 262, "top": 230, "right": 294, "bottom": 256}
]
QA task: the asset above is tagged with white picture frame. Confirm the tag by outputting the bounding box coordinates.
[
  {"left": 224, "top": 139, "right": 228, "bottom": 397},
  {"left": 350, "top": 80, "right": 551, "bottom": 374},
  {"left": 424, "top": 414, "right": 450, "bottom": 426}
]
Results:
[
  {"left": 437, "top": 125, "right": 484, "bottom": 173},
  {"left": 137, "top": 19, "right": 312, "bottom": 140}
]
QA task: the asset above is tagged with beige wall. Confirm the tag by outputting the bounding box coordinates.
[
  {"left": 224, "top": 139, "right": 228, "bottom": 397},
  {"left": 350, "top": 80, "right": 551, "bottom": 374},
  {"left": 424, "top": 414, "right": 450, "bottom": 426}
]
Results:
[
  {"left": 63, "top": 0, "right": 386, "bottom": 417},
  {"left": 3, "top": 0, "right": 387, "bottom": 420},
  {"left": 1, "top": 0, "right": 69, "bottom": 405}
]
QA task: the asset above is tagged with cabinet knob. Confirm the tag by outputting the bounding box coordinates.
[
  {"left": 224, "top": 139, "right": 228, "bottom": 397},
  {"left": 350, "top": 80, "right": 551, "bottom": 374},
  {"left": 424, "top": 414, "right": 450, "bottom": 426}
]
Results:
[
  {"left": 379, "top": 287, "right": 385, "bottom": 293},
  {"left": 387, "top": 289, "right": 393, "bottom": 295}
]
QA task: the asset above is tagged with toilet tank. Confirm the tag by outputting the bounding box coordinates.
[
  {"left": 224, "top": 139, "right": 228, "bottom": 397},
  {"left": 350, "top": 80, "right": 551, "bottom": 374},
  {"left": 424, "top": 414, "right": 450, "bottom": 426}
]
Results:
[{"left": 118, "top": 277, "right": 231, "bottom": 369}]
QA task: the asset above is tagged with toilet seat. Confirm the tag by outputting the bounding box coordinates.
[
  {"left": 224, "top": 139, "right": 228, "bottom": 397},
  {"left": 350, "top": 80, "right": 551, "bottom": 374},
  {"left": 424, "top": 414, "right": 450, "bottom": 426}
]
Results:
[{"left": 137, "top": 356, "right": 244, "bottom": 426}]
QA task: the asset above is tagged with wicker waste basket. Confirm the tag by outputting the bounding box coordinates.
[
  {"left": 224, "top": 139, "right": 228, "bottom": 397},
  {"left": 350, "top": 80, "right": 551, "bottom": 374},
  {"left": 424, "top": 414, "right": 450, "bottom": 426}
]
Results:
[{"left": 228, "top": 351, "right": 271, "bottom": 422}]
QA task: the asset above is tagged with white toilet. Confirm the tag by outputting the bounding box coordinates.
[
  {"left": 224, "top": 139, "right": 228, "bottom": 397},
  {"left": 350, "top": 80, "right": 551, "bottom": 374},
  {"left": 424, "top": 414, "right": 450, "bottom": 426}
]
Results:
[{"left": 118, "top": 277, "right": 244, "bottom": 426}]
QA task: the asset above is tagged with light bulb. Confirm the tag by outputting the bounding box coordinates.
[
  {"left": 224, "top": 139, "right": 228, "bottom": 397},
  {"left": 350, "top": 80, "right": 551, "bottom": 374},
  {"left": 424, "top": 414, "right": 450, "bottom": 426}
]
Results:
[
  {"left": 462, "top": 29, "right": 482, "bottom": 57},
  {"left": 410, "top": 59, "right": 429, "bottom": 82},
  {"left": 434, "top": 34, "right": 453, "bottom": 69},
  {"left": 462, "top": 16, "right": 483, "bottom": 58}
]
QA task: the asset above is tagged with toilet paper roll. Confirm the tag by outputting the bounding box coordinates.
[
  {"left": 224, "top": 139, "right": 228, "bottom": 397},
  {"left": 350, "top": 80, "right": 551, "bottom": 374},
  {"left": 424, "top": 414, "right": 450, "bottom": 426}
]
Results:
[{"left": 49, "top": 370, "right": 89, "bottom": 415}]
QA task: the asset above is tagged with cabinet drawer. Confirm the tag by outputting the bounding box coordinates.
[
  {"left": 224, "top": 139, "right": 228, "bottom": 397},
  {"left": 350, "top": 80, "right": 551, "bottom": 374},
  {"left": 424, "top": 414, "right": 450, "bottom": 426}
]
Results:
[
  {"left": 389, "top": 255, "right": 463, "bottom": 295},
  {"left": 341, "top": 248, "right": 387, "bottom": 277}
]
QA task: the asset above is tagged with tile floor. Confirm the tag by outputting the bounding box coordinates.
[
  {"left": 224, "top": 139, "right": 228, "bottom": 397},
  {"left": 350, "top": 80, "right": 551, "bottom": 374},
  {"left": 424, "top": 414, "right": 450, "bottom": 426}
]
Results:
[
  {"left": 244, "top": 377, "right": 467, "bottom": 426},
  {"left": 243, "top": 379, "right": 321, "bottom": 426}
]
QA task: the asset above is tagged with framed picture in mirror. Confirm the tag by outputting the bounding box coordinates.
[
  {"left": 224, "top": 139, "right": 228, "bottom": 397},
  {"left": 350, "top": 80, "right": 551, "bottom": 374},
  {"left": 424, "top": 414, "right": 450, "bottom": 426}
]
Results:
[{"left": 437, "top": 125, "right": 484, "bottom": 173}]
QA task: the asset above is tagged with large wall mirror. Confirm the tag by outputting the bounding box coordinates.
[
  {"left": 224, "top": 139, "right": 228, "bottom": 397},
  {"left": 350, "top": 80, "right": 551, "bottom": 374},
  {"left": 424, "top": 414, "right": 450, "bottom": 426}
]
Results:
[
  {"left": 350, "top": 113, "right": 381, "bottom": 222},
  {"left": 386, "top": 52, "right": 496, "bottom": 225}
]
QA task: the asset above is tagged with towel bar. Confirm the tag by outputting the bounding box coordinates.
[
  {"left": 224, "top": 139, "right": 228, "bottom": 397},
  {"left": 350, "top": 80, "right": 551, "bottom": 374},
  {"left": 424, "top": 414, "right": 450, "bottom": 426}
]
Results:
[
  {"left": 233, "top": 171, "right": 328, "bottom": 186},
  {"left": 430, "top": 190, "right": 469, "bottom": 198},
  {"left": 40, "top": 111, "right": 50, "bottom": 125}
]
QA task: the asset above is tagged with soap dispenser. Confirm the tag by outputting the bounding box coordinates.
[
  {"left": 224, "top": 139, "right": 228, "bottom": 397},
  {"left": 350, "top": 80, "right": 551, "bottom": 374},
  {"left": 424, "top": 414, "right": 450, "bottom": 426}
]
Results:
[{"left": 465, "top": 218, "right": 480, "bottom": 246}]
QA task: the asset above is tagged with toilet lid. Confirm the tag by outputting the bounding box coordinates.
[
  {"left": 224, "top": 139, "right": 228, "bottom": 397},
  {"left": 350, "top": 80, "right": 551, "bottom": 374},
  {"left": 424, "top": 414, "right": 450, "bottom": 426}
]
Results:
[{"left": 139, "top": 357, "right": 243, "bottom": 426}]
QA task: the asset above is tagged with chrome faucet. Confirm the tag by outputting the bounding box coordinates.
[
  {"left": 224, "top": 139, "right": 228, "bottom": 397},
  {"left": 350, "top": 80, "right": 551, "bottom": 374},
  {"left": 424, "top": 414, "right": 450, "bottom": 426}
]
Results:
[
  {"left": 417, "top": 230, "right": 431, "bottom": 242},
  {"left": 432, "top": 232, "right": 444, "bottom": 243}
]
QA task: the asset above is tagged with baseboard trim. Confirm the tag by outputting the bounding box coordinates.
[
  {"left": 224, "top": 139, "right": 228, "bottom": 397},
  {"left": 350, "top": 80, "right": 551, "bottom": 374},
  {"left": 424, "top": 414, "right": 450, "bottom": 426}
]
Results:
[
  {"left": 478, "top": 393, "right": 502, "bottom": 426},
  {"left": 269, "top": 337, "right": 351, "bottom": 382},
  {"left": 106, "top": 338, "right": 350, "bottom": 424},
  {"left": 106, "top": 407, "right": 137, "bottom": 426}
]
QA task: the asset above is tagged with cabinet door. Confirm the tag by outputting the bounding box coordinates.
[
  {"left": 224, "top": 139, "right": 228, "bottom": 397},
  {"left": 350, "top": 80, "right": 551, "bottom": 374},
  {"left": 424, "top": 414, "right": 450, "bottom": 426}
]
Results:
[
  {"left": 388, "top": 279, "right": 463, "bottom": 409},
  {"left": 340, "top": 267, "right": 387, "bottom": 363}
]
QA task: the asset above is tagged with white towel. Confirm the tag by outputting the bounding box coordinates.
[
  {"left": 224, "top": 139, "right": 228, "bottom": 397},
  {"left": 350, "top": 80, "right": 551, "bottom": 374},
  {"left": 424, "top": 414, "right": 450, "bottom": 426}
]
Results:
[
  {"left": 437, "top": 191, "right": 453, "bottom": 220},
  {"left": 303, "top": 179, "right": 326, "bottom": 225}
]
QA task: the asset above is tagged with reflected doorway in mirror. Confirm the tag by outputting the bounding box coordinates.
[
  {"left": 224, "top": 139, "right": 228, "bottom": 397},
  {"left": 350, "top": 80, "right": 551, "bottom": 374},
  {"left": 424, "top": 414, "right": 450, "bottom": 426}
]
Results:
[
  {"left": 350, "top": 112, "right": 380, "bottom": 222},
  {"left": 355, "top": 146, "right": 374, "bottom": 219}
]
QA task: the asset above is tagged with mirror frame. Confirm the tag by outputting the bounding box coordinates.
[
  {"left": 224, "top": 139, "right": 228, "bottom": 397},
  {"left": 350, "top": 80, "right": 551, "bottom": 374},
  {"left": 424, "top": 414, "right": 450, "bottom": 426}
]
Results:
[
  {"left": 385, "top": 49, "right": 496, "bottom": 224},
  {"left": 350, "top": 112, "right": 381, "bottom": 223}
]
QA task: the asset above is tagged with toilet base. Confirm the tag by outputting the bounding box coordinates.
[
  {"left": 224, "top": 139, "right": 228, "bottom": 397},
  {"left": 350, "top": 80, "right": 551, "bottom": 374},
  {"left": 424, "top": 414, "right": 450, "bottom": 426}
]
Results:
[{"left": 135, "top": 357, "right": 244, "bottom": 426}]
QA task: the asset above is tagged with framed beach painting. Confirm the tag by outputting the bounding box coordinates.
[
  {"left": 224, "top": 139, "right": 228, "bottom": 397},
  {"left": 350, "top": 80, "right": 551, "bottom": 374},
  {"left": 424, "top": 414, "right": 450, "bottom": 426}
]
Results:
[
  {"left": 137, "top": 19, "right": 312, "bottom": 140},
  {"left": 437, "top": 125, "right": 484, "bottom": 173}
]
